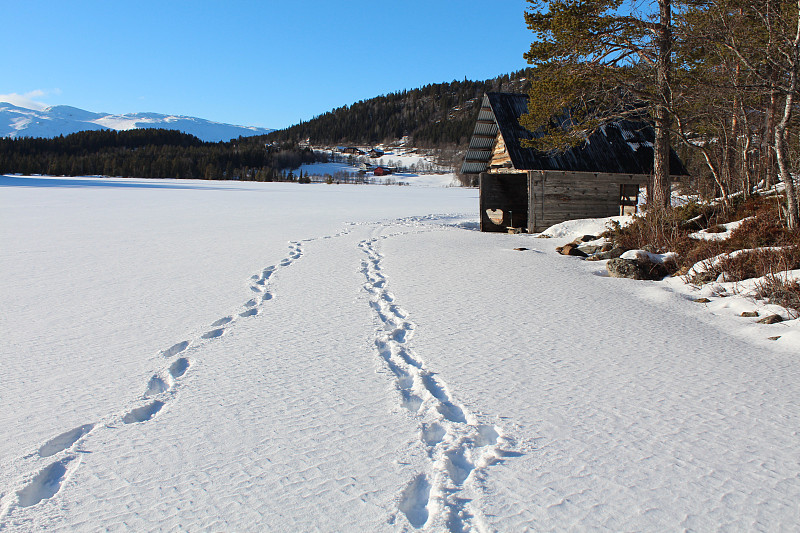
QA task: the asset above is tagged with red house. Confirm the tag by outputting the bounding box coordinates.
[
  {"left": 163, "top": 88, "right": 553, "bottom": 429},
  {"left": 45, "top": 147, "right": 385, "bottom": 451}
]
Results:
[{"left": 374, "top": 166, "right": 393, "bottom": 176}]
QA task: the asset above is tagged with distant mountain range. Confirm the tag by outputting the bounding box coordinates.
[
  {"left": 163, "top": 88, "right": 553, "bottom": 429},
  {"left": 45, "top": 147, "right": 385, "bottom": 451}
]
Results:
[{"left": 0, "top": 102, "right": 273, "bottom": 143}]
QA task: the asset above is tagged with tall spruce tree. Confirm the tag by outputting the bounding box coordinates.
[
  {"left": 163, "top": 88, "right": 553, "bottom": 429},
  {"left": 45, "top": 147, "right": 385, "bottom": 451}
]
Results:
[{"left": 521, "top": 0, "right": 675, "bottom": 209}]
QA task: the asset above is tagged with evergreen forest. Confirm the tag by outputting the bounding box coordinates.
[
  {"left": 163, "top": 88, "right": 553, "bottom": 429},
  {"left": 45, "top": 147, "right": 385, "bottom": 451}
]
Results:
[
  {"left": 264, "top": 70, "right": 531, "bottom": 147},
  {"left": 0, "top": 128, "right": 324, "bottom": 181}
]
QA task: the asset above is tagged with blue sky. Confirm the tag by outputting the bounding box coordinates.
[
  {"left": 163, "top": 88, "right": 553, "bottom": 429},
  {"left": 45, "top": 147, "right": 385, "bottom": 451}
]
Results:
[{"left": 1, "top": 1, "right": 533, "bottom": 130}]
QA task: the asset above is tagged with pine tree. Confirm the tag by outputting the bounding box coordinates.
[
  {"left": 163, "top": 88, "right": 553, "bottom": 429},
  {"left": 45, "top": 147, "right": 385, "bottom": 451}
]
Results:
[{"left": 521, "top": 0, "right": 676, "bottom": 210}]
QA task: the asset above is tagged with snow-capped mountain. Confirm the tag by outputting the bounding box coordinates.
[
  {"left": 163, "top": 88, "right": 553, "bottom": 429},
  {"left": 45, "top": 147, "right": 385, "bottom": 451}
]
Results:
[{"left": 0, "top": 102, "right": 273, "bottom": 142}]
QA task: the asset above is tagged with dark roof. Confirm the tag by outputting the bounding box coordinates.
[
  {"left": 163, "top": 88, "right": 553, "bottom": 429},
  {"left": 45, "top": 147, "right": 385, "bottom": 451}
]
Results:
[{"left": 462, "top": 92, "right": 688, "bottom": 175}]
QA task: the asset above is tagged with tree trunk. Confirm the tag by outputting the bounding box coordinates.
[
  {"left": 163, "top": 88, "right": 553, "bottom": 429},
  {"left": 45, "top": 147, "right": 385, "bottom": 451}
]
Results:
[
  {"left": 651, "top": 0, "right": 672, "bottom": 210},
  {"left": 774, "top": 0, "right": 800, "bottom": 231},
  {"left": 762, "top": 89, "right": 778, "bottom": 189},
  {"left": 775, "top": 94, "right": 800, "bottom": 229}
]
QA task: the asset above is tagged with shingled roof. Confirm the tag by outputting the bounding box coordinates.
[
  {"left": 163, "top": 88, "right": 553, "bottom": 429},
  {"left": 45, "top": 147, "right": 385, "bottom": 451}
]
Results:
[{"left": 462, "top": 92, "right": 687, "bottom": 176}]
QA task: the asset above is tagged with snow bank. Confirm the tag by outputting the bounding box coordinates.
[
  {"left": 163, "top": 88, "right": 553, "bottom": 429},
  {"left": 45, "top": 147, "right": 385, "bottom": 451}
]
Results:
[
  {"left": 620, "top": 249, "right": 678, "bottom": 264},
  {"left": 540, "top": 215, "right": 633, "bottom": 239},
  {"left": 689, "top": 216, "right": 754, "bottom": 241},
  {"left": 687, "top": 246, "right": 787, "bottom": 278}
]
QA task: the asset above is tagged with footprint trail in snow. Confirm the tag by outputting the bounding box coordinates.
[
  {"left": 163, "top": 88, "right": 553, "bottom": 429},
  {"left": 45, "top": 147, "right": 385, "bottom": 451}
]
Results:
[
  {"left": 359, "top": 223, "right": 519, "bottom": 531},
  {"left": 0, "top": 236, "right": 327, "bottom": 524}
]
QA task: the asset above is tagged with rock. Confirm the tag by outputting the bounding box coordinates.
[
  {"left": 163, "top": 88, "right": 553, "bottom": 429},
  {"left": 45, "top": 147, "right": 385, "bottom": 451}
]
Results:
[
  {"left": 513, "top": 247, "right": 529, "bottom": 251},
  {"left": 607, "top": 255, "right": 672, "bottom": 280},
  {"left": 577, "top": 244, "right": 603, "bottom": 255},
  {"left": 757, "top": 314, "right": 784, "bottom": 324},
  {"left": 607, "top": 258, "right": 649, "bottom": 279},
  {"left": 556, "top": 243, "right": 588, "bottom": 257},
  {"left": 580, "top": 234, "right": 597, "bottom": 242},
  {"left": 740, "top": 311, "right": 759, "bottom": 318},
  {"left": 587, "top": 247, "right": 625, "bottom": 261},
  {"left": 768, "top": 336, "right": 782, "bottom": 341},
  {"left": 600, "top": 243, "right": 614, "bottom": 252},
  {"left": 694, "top": 297, "right": 712, "bottom": 303}
]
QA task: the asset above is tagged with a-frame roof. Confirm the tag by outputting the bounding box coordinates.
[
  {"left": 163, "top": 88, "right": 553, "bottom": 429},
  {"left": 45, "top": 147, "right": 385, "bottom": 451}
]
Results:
[{"left": 461, "top": 92, "right": 687, "bottom": 176}]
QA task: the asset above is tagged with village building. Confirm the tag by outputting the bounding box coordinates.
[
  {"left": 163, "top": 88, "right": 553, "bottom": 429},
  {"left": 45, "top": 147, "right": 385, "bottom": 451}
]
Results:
[
  {"left": 341, "top": 147, "right": 366, "bottom": 155},
  {"left": 461, "top": 92, "right": 688, "bottom": 233}
]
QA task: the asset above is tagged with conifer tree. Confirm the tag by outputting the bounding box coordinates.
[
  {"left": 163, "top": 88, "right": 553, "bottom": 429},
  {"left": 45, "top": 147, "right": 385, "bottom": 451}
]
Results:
[{"left": 521, "top": 0, "right": 676, "bottom": 209}]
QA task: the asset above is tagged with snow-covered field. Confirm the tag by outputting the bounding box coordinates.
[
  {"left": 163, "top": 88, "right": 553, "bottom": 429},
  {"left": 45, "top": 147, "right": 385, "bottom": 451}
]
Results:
[
  {"left": 298, "top": 157, "right": 457, "bottom": 188},
  {"left": 1, "top": 175, "right": 799, "bottom": 531}
]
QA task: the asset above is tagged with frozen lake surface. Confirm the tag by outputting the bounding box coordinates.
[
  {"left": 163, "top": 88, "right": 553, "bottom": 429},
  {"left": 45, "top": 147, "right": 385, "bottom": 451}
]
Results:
[{"left": 1, "top": 176, "right": 798, "bottom": 531}]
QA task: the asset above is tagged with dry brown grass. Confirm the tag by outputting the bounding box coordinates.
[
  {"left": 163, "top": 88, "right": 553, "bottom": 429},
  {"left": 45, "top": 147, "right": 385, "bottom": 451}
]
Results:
[
  {"left": 755, "top": 276, "right": 800, "bottom": 318},
  {"left": 605, "top": 194, "right": 800, "bottom": 275},
  {"left": 687, "top": 247, "right": 800, "bottom": 285}
]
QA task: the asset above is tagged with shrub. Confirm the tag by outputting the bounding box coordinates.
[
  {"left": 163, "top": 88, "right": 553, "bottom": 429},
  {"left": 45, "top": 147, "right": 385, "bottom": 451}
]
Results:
[
  {"left": 605, "top": 194, "right": 799, "bottom": 275},
  {"left": 755, "top": 276, "right": 800, "bottom": 318},
  {"left": 687, "top": 246, "right": 800, "bottom": 285},
  {"left": 603, "top": 209, "right": 691, "bottom": 254},
  {"left": 727, "top": 216, "right": 798, "bottom": 250}
]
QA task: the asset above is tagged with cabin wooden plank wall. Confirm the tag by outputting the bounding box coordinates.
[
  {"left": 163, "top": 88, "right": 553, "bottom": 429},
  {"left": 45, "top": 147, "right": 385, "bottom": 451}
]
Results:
[
  {"left": 479, "top": 173, "right": 529, "bottom": 232},
  {"left": 527, "top": 170, "right": 646, "bottom": 233}
]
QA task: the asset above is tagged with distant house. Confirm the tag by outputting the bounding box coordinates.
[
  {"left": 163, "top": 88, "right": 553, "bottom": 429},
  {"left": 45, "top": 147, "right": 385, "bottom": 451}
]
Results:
[
  {"left": 374, "top": 166, "right": 393, "bottom": 176},
  {"left": 369, "top": 148, "right": 385, "bottom": 158},
  {"left": 342, "top": 147, "right": 365, "bottom": 155},
  {"left": 461, "top": 92, "right": 688, "bottom": 233}
]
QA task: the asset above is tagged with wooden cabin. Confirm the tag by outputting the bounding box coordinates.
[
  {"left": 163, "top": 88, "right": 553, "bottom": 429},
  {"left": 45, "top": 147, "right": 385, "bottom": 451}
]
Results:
[{"left": 461, "top": 92, "right": 688, "bottom": 233}]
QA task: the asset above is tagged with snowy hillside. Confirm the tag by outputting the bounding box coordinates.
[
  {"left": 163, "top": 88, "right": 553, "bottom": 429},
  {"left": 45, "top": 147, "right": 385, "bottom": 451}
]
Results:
[
  {"left": 1, "top": 175, "right": 799, "bottom": 531},
  {"left": 0, "top": 102, "right": 273, "bottom": 142}
]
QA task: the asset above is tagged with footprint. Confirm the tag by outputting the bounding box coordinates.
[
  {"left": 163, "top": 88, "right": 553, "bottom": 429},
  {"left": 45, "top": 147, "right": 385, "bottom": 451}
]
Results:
[
  {"left": 38, "top": 424, "right": 94, "bottom": 458},
  {"left": 244, "top": 298, "right": 258, "bottom": 308},
  {"left": 162, "top": 341, "right": 189, "bottom": 358},
  {"left": 370, "top": 301, "right": 388, "bottom": 322},
  {"left": 421, "top": 423, "right": 445, "bottom": 446},
  {"left": 385, "top": 359, "right": 413, "bottom": 390},
  {"left": 251, "top": 285, "right": 264, "bottom": 293},
  {"left": 445, "top": 449, "right": 474, "bottom": 485},
  {"left": 17, "top": 456, "right": 76, "bottom": 507},
  {"left": 240, "top": 308, "right": 259, "bottom": 318},
  {"left": 391, "top": 327, "right": 412, "bottom": 343},
  {"left": 421, "top": 373, "right": 448, "bottom": 402},
  {"left": 437, "top": 401, "right": 467, "bottom": 424},
  {"left": 211, "top": 316, "right": 233, "bottom": 327},
  {"left": 400, "top": 390, "right": 423, "bottom": 413},
  {"left": 201, "top": 328, "right": 225, "bottom": 339},
  {"left": 122, "top": 400, "right": 164, "bottom": 424},
  {"left": 398, "top": 474, "right": 431, "bottom": 529},
  {"left": 144, "top": 375, "right": 170, "bottom": 397},
  {"left": 169, "top": 358, "right": 190, "bottom": 379},
  {"left": 475, "top": 425, "right": 500, "bottom": 447},
  {"left": 397, "top": 347, "right": 422, "bottom": 369},
  {"left": 262, "top": 292, "right": 273, "bottom": 302}
]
